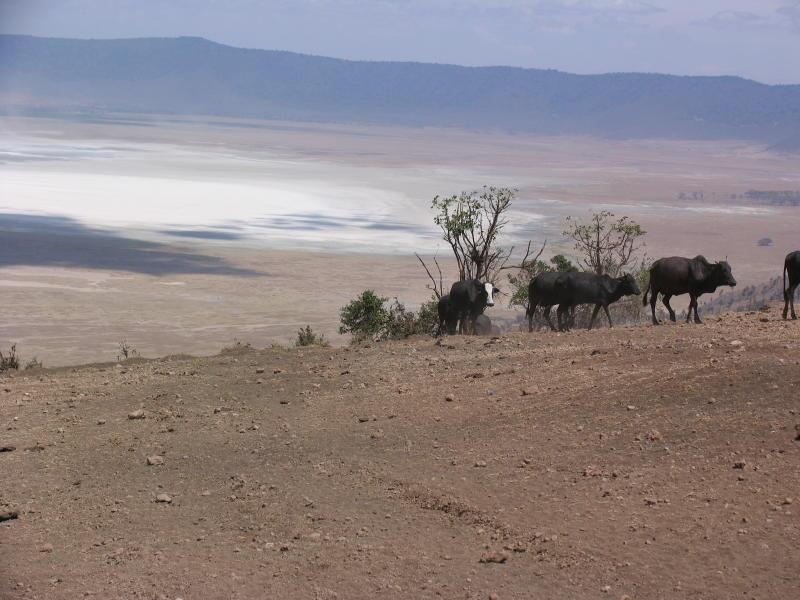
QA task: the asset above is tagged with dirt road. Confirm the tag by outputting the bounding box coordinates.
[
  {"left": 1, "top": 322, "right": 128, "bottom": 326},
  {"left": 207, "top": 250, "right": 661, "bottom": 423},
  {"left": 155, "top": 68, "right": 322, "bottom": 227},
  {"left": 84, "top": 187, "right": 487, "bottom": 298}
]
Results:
[{"left": 1, "top": 307, "right": 799, "bottom": 599}]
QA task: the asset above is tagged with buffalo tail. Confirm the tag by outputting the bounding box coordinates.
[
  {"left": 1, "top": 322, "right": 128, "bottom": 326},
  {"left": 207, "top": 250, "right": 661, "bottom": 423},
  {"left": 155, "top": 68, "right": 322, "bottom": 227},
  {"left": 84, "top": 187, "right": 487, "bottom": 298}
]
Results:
[{"left": 784, "top": 259, "right": 789, "bottom": 298}]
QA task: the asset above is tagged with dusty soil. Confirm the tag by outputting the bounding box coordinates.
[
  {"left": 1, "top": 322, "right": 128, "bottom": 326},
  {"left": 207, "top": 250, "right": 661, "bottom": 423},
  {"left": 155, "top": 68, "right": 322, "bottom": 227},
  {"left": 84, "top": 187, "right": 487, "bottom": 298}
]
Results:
[{"left": 1, "top": 307, "right": 799, "bottom": 599}]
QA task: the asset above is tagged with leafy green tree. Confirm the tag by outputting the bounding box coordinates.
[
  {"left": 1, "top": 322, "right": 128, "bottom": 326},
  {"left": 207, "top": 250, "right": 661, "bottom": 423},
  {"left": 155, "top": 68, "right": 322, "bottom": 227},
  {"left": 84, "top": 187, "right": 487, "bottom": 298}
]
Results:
[{"left": 550, "top": 254, "right": 579, "bottom": 273}]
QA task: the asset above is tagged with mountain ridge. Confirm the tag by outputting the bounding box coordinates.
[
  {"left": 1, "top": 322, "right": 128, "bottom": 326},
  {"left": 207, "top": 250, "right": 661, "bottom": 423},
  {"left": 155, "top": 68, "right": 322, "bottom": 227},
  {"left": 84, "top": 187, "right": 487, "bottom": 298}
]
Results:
[{"left": 1, "top": 34, "right": 799, "bottom": 144}]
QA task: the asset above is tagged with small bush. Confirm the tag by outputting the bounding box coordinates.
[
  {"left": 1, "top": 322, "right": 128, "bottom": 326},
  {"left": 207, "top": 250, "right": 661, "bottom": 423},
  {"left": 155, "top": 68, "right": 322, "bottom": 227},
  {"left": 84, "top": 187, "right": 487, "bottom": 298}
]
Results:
[
  {"left": 0, "top": 344, "right": 19, "bottom": 372},
  {"left": 415, "top": 298, "right": 441, "bottom": 337},
  {"left": 339, "top": 290, "right": 390, "bottom": 342},
  {"left": 220, "top": 338, "right": 254, "bottom": 355},
  {"left": 339, "top": 291, "right": 437, "bottom": 342},
  {"left": 117, "top": 340, "right": 138, "bottom": 361},
  {"left": 296, "top": 325, "right": 329, "bottom": 347},
  {"left": 24, "top": 357, "right": 43, "bottom": 370}
]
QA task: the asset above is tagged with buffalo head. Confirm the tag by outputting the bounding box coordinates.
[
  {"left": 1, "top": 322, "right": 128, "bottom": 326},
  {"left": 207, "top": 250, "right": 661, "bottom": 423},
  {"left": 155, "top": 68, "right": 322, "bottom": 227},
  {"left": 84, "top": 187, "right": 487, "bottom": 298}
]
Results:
[
  {"left": 478, "top": 281, "right": 499, "bottom": 307},
  {"left": 715, "top": 261, "right": 737, "bottom": 288},
  {"left": 618, "top": 273, "right": 641, "bottom": 296}
]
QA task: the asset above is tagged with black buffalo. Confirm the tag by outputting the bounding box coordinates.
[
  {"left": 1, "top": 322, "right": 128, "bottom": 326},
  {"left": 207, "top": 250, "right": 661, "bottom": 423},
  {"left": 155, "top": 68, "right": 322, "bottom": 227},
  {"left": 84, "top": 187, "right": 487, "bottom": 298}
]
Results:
[
  {"left": 643, "top": 256, "right": 736, "bottom": 325},
  {"left": 449, "top": 279, "right": 499, "bottom": 335},
  {"left": 436, "top": 294, "right": 458, "bottom": 335},
  {"left": 527, "top": 272, "right": 574, "bottom": 332},
  {"left": 554, "top": 272, "right": 641, "bottom": 330},
  {"left": 783, "top": 251, "right": 800, "bottom": 320}
]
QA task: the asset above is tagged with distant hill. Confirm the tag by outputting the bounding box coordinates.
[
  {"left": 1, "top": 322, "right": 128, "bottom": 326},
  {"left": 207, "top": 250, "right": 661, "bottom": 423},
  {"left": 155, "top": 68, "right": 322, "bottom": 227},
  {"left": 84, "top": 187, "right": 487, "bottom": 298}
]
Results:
[
  {"left": 1, "top": 34, "right": 799, "bottom": 143},
  {"left": 700, "top": 276, "right": 789, "bottom": 316}
]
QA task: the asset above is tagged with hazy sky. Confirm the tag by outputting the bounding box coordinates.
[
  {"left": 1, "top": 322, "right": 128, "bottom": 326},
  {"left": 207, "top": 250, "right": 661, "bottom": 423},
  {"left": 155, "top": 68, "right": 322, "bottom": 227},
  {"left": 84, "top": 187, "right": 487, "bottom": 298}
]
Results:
[{"left": 2, "top": 0, "right": 799, "bottom": 84}]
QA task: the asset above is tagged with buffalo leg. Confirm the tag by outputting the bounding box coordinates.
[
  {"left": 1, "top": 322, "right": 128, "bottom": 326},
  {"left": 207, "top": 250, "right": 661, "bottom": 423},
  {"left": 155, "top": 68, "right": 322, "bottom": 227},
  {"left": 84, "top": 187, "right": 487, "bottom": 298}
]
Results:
[
  {"left": 663, "top": 295, "right": 676, "bottom": 322},
  {"left": 783, "top": 287, "right": 790, "bottom": 320},
  {"left": 542, "top": 306, "right": 557, "bottom": 332},
  {"left": 588, "top": 304, "right": 601, "bottom": 330},
  {"left": 693, "top": 296, "right": 703, "bottom": 324},
  {"left": 528, "top": 301, "right": 538, "bottom": 332},
  {"left": 650, "top": 290, "right": 659, "bottom": 325},
  {"left": 557, "top": 304, "right": 570, "bottom": 331},
  {"left": 687, "top": 295, "right": 702, "bottom": 324},
  {"left": 603, "top": 304, "right": 613, "bottom": 328}
]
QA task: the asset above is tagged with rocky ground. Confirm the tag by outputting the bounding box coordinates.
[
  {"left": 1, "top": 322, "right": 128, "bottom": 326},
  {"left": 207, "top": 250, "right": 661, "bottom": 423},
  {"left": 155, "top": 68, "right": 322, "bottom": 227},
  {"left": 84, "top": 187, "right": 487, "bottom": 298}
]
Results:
[{"left": 1, "top": 306, "right": 799, "bottom": 599}]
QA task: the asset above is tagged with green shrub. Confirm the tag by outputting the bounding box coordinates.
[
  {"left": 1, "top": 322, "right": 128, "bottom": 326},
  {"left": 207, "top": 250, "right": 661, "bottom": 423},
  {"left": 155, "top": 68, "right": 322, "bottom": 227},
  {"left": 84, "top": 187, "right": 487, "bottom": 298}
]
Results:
[
  {"left": 339, "top": 291, "right": 438, "bottom": 342},
  {"left": 339, "top": 290, "right": 389, "bottom": 342},
  {"left": 414, "top": 298, "right": 441, "bottom": 337},
  {"left": 296, "top": 325, "right": 329, "bottom": 347}
]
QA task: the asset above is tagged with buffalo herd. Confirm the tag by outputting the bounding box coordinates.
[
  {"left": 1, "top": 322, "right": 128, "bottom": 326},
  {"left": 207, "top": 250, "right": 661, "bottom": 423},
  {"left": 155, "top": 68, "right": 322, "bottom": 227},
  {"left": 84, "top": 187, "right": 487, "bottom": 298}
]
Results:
[{"left": 436, "top": 252, "right": 800, "bottom": 335}]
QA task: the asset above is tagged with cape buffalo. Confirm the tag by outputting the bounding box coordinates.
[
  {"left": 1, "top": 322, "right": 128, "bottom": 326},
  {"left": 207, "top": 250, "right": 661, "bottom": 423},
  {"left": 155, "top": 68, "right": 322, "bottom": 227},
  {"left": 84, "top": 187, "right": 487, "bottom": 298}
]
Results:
[
  {"left": 527, "top": 272, "right": 575, "bottom": 332},
  {"left": 555, "top": 272, "right": 641, "bottom": 330},
  {"left": 783, "top": 251, "right": 800, "bottom": 320},
  {"left": 449, "top": 279, "right": 499, "bottom": 335},
  {"left": 643, "top": 256, "right": 736, "bottom": 325},
  {"left": 436, "top": 294, "right": 458, "bottom": 335}
]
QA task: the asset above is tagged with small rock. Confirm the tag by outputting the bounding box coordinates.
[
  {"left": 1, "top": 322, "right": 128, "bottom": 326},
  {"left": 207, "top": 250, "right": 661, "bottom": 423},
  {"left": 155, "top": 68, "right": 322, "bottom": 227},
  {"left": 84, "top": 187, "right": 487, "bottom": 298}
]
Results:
[
  {"left": 474, "top": 460, "right": 488, "bottom": 468},
  {"left": 730, "top": 340, "right": 743, "bottom": 347},
  {"left": 97, "top": 419, "right": 106, "bottom": 425},
  {"left": 357, "top": 416, "right": 370, "bottom": 423},
  {"left": 39, "top": 543, "right": 54, "bottom": 553},
  {"left": 146, "top": 455, "right": 164, "bottom": 466},
  {"left": 255, "top": 368, "right": 265, "bottom": 374},
  {"left": 733, "top": 461, "right": 746, "bottom": 470},
  {"left": 479, "top": 551, "right": 508, "bottom": 564},
  {"left": 155, "top": 493, "right": 172, "bottom": 504},
  {"left": 445, "top": 394, "right": 455, "bottom": 402},
  {"left": 626, "top": 405, "right": 636, "bottom": 411},
  {"left": 128, "top": 409, "right": 145, "bottom": 420},
  {"left": 646, "top": 430, "right": 662, "bottom": 441}
]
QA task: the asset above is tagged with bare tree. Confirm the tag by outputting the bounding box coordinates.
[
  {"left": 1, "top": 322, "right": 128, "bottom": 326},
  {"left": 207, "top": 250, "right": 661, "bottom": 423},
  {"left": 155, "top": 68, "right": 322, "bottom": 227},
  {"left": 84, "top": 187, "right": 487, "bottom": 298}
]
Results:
[
  {"left": 564, "top": 211, "right": 646, "bottom": 276},
  {"left": 415, "top": 252, "right": 445, "bottom": 299}
]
